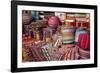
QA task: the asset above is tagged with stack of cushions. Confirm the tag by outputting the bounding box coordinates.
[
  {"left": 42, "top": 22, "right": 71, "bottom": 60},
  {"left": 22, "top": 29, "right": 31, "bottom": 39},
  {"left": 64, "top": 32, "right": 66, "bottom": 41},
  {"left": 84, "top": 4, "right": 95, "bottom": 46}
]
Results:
[
  {"left": 61, "top": 26, "right": 75, "bottom": 44},
  {"left": 61, "top": 15, "right": 76, "bottom": 44}
]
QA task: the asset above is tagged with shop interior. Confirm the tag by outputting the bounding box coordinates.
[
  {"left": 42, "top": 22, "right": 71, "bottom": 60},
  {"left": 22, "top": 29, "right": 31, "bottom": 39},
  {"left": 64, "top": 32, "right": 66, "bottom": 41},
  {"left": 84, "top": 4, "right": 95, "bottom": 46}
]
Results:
[{"left": 22, "top": 10, "right": 90, "bottom": 62}]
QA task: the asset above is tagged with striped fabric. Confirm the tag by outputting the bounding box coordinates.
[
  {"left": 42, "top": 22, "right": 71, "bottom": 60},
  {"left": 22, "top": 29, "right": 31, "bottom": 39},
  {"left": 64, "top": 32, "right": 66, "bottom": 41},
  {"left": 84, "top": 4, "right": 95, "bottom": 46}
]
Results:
[{"left": 59, "top": 45, "right": 80, "bottom": 60}]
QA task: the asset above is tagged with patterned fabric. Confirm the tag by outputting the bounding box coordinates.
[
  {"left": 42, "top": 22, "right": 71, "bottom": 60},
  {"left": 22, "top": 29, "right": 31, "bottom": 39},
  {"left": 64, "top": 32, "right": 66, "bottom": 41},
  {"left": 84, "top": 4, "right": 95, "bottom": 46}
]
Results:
[
  {"left": 30, "top": 42, "right": 47, "bottom": 61},
  {"left": 59, "top": 45, "right": 80, "bottom": 60}
]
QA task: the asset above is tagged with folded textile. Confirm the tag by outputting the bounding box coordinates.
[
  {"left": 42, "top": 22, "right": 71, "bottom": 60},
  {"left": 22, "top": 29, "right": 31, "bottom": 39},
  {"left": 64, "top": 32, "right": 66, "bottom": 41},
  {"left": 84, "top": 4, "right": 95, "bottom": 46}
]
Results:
[
  {"left": 30, "top": 44, "right": 47, "bottom": 61},
  {"left": 59, "top": 45, "right": 80, "bottom": 60}
]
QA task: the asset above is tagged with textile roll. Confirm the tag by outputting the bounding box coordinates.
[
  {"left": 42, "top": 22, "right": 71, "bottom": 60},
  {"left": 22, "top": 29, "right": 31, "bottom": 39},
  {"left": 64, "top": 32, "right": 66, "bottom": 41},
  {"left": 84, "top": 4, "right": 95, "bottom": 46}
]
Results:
[
  {"left": 75, "top": 28, "right": 88, "bottom": 42},
  {"left": 78, "top": 33, "right": 90, "bottom": 50}
]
